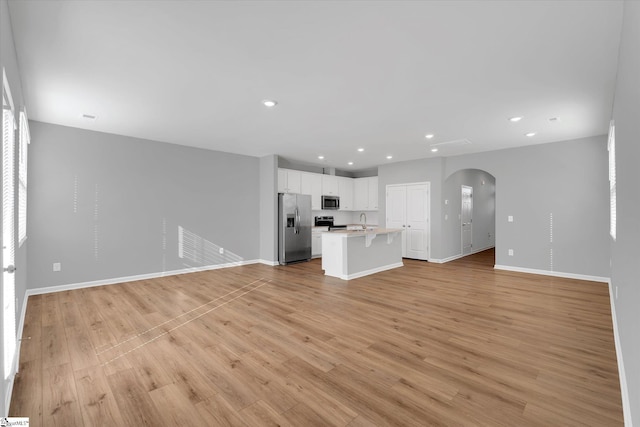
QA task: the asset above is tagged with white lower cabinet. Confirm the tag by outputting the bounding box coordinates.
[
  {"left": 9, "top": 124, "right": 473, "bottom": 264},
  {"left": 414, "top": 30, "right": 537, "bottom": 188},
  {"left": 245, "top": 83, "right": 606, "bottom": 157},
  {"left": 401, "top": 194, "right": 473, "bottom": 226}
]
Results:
[{"left": 312, "top": 232, "right": 322, "bottom": 257}]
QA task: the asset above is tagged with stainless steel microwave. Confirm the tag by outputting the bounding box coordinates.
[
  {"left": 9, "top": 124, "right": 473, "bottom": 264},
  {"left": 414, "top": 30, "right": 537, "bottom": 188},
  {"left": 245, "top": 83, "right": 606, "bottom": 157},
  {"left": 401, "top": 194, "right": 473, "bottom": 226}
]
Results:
[{"left": 321, "top": 195, "right": 340, "bottom": 210}]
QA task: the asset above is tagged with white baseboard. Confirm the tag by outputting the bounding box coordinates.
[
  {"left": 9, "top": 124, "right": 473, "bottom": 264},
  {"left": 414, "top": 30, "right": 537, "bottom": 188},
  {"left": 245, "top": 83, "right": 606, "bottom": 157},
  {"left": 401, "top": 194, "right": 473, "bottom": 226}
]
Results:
[
  {"left": 259, "top": 259, "right": 279, "bottom": 266},
  {"left": 27, "top": 259, "right": 263, "bottom": 296},
  {"left": 332, "top": 262, "right": 404, "bottom": 281},
  {"left": 430, "top": 245, "right": 495, "bottom": 264},
  {"left": 10, "top": 258, "right": 268, "bottom": 414},
  {"left": 431, "top": 254, "right": 464, "bottom": 264},
  {"left": 608, "top": 280, "right": 633, "bottom": 427},
  {"left": 493, "top": 264, "right": 609, "bottom": 283}
]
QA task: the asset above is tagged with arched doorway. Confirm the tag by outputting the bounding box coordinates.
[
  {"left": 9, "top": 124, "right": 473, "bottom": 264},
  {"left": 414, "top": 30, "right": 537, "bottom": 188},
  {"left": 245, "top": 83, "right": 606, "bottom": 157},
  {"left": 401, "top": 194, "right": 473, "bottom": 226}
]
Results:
[{"left": 442, "top": 169, "right": 496, "bottom": 265}]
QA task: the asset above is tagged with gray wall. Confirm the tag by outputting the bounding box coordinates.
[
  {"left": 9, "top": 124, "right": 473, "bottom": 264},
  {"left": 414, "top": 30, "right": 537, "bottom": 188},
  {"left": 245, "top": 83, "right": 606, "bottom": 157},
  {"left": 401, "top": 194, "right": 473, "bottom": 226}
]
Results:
[
  {"left": 1, "top": 0, "right": 26, "bottom": 416},
  {"left": 277, "top": 157, "right": 377, "bottom": 178},
  {"left": 259, "top": 155, "right": 277, "bottom": 263},
  {"left": 442, "top": 169, "right": 496, "bottom": 259},
  {"left": 610, "top": 1, "right": 640, "bottom": 424},
  {"left": 378, "top": 157, "right": 444, "bottom": 259},
  {"left": 444, "top": 136, "right": 610, "bottom": 278},
  {"left": 28, "top": 121, "right": 260, "bottom": 289},
  {"left": 378, "top": 135, "right": 609, "bottom": 278}
]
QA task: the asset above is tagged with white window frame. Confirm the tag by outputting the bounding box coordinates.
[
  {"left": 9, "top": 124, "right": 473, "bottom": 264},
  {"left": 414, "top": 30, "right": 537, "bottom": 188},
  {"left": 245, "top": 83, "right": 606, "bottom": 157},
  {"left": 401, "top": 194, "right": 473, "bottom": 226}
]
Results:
[
  {"left": 608, "top": 120, "right": 616, "bottom": 241},
  {"left": 2, "top": 68, "right": 17, "bottom": 382}
]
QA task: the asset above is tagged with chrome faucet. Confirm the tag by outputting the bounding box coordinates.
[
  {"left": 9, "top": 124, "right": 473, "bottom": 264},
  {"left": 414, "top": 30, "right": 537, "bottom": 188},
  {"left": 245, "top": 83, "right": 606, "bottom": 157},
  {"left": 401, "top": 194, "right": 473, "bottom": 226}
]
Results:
[{"left": 360, "top": 212, "right": 367, "bottom": 230}]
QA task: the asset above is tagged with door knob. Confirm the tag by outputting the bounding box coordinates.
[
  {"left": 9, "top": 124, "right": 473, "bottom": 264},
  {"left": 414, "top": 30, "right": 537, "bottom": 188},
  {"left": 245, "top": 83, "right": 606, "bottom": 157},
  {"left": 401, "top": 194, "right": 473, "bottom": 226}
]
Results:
[{"left": 4, "top": 265, "right": 16, "bottom": 274}]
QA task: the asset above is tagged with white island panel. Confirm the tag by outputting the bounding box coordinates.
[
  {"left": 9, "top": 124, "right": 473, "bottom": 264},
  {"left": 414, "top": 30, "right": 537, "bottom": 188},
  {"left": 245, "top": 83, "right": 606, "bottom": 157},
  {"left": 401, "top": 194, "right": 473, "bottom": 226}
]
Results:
[{"left": 321, "top": 229, "right": 403, "bottom": 280}]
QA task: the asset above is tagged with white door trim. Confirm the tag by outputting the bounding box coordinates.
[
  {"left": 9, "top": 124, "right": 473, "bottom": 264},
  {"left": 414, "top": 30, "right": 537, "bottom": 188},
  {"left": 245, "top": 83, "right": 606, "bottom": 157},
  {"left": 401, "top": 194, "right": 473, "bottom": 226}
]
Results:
[
  {"left": 386, "top": 182, "right": 430, "bottom": 261},
  {"left": 461, "top": 185, "right": 473, "bottom": 256}
]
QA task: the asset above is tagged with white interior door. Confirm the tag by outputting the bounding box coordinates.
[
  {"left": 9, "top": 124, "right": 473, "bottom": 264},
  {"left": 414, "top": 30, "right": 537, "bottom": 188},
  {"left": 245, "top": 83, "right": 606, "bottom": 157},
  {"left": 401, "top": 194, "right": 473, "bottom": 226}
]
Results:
[
  {"left": 2, "top": 72, "right": 17, "bottom": 390},
  {"left": 461, "top": 185, "right": 473, "bottom": 255},
  {"left": 405, "top": 183, "right": 429, "bottom": 260},
  {"left": 386, "top": 183, "right": 430, "bottom": 260},
  {"left": 385, "top": 185, "right": 407, "bottom": 257}
]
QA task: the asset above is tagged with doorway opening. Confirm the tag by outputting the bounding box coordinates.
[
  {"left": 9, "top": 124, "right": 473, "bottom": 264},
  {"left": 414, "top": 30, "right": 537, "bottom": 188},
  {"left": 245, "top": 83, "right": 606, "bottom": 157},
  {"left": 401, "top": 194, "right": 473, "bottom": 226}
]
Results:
[
  {"left": 461, "top": 185, "right": 473, "bottom": 256},
  {"left": 443, "top": 169, "right": 495, "bottom": 266}
]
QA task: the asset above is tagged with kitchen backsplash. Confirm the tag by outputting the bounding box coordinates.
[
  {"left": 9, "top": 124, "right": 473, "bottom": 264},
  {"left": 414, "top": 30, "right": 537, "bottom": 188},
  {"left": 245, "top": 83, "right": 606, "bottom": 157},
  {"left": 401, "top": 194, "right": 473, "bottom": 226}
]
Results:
[{"left": 312, "top": 210, "right": 379, "bottom": 225}]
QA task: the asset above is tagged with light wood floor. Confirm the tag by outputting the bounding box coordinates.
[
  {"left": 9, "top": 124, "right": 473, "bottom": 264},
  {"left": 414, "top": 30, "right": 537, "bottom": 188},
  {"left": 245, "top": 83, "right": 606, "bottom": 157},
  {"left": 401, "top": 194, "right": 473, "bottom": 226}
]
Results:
[{"left": 10, "top": 249, "right": 623, "bottom": 426}]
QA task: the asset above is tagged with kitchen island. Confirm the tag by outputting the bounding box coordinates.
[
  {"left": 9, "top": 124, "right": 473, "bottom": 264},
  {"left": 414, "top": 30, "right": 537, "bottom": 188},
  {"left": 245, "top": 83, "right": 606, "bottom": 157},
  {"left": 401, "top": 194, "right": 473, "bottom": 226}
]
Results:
[{"left": 321, "top": 228, "right": 403, "bottom": 280}]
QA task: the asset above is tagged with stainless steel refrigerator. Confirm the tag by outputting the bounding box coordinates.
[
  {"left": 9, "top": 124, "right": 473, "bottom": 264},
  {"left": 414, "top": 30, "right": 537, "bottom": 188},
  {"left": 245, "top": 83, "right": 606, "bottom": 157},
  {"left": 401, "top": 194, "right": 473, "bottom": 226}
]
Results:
[{"left": 278, "top": 193, "right": 312, "bottom": 265}]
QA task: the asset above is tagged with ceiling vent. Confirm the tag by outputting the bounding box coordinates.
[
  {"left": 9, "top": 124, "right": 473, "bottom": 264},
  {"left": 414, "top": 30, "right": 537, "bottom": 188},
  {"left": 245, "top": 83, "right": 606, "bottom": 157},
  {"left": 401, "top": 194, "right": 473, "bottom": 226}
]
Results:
[{"left": 429, "top": 138, "right": 472, "bottom": 148}]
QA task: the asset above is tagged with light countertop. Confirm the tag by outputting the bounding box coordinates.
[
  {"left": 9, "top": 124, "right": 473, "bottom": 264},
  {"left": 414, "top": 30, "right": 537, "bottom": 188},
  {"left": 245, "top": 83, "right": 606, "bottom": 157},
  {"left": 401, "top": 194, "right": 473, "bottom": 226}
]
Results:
[{"left": 321, "top": 227, "right": 402, "bottom": 237}]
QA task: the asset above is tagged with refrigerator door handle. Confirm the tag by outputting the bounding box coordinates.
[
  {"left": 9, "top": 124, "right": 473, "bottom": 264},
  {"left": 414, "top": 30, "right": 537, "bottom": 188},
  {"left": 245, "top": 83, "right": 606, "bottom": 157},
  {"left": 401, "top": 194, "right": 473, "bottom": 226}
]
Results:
[{"left": 295, "top": 207, "right": 300, "bottom": 234}]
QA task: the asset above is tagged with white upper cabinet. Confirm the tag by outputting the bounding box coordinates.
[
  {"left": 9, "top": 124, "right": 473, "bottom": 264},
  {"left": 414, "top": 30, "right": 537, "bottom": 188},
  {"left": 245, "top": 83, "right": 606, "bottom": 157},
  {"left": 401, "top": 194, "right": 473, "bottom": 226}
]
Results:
[
  {"left": 354, "top": 178, "right": 368, "bottom": 210},
  {"left": 300, "top": 172, "right": 322, "bottom": 210},
  {"left": 338, "top": 177, "right": 354, "bottom": 211},
  {"left": 353, "top": 177, "right": 379, "bottom": 210},
  {"left": 278, "top": 169, "right": 302, "bottom": 193},
  {"left": 368, "top": 176, "right": 379, "bottom": 210},
  {"left": 321, "top": 174, "right": 338, "bottom": 196},
  {"left": 278, "top": 168, "right": 377, "bottom": 212}
]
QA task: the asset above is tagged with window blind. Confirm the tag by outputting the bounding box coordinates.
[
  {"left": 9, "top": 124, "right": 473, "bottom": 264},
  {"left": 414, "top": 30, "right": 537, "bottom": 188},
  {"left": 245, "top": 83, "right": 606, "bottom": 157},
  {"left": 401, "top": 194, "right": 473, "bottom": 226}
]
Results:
[{"left": 18, "top": 109, "right": 29, "bottom": 246}]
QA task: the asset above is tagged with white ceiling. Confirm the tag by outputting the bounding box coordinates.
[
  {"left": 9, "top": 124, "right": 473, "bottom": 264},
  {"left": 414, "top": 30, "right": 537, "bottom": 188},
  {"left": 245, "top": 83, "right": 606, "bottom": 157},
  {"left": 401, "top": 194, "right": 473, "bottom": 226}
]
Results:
[{"left": 8, "top": 0, "right": 624, "bottom": 171}]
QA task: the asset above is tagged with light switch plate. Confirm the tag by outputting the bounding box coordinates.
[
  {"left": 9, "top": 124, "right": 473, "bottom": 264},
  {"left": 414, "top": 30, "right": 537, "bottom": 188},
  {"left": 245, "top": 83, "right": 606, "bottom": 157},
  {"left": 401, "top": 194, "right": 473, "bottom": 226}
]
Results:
[
  {"left": 508, "top": 216, "right": 514, "bottom": 222},
  {"left": 53, "top": 262, "right": 61, "bottom": 272}
]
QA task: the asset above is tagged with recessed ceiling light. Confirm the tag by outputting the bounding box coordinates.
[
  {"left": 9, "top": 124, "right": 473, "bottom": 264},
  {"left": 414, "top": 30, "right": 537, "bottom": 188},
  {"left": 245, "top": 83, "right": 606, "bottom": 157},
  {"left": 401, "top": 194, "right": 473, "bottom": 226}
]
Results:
[
  {"left": 509, "top": 116, "right": 523, "bottom": 122},
  {"left": 318, "top": 155, "right": 324, "bottom": 160},
  {"left": 348, "top": 162, "right": 354, "bottom": 166},
  {"left": 425, "top": 134, "right": 435, "bottom": 139},
  {"left": 525, "top": 132, "right": 536, "bottom": 137},
  {"left": 431, "top": 148, "right": 438, "bottom": 153},
  {"left": 357, "top": 148, "right": 364, "bottom": 152},
  {"left": 262, "top": 99, "right": 277, "bottom": 107},
  {"left": 386, "top": 155, "right": 393, "bottom": 160},
  {"left": 81, "top": 113, "right": 97, "bottom": 120},
  {"left": 549, "top": 117, "right": 560, "bottom": 122}
]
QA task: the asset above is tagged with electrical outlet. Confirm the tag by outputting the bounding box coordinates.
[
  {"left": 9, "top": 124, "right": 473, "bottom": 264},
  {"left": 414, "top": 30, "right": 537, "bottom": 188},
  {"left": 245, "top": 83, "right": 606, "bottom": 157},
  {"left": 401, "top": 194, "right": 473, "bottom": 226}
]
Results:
[
  {"left": 508, "top": 249, "right": 514, "bottom": 256},
  {"left": 219, "top": 247, "right": 224, "bottom": 255},
  {"left": 508, "top": 216, "right": 514, "bottom": 222},
  {"left": 53, "top": 262, "right": 61, "bottom": 272}
]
